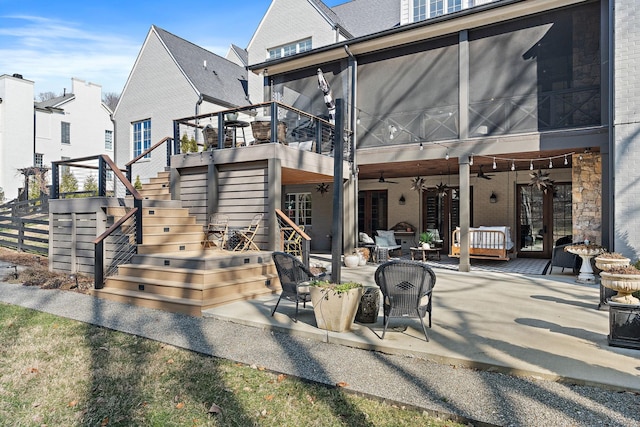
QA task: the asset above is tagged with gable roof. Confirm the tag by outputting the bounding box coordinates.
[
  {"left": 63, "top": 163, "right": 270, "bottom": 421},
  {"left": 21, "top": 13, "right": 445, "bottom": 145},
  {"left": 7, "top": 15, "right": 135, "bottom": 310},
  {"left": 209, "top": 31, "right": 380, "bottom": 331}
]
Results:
[
  {"left": 35, "top": 93, "right": 74, "bottom": 109},
  {"left": 154, "top": 26, "right": 249, "bottom": 106},
  {"left": 331, "top": 0, "right": 400, "bottom": 37},
  {"left": 229, "top": 44, "right": 249, "bottom": 67}
]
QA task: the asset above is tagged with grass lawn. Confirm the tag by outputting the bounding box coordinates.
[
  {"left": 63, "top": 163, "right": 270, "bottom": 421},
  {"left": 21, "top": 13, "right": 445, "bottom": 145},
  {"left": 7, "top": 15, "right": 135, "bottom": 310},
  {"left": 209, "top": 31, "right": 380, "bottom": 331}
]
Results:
[{"left": 0, "top": 303, "right": 463, "bottom": 426}]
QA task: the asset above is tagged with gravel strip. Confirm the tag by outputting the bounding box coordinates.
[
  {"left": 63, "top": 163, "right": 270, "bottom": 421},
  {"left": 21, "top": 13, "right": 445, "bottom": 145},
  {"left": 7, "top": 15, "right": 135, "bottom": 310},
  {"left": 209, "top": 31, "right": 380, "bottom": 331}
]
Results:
[{"left": 1, "top": 283, "right": 638, "bottom": 426}]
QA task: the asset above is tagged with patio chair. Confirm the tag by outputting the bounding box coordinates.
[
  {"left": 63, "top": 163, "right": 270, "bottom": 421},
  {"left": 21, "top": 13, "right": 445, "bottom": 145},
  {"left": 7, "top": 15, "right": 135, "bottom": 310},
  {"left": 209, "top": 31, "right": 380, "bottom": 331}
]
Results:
[
  {"left": 374, "top": 259, "right": 437, "bottom": 342},
  {"left": 232, "top": 213, "right": 264, "bottom": 252},
  {"left": 283, "top": 224, "right": 305, "bottom": 257},
  {"left": 550, "top": 237, "right": 582, "bottom": 274},
  {"left": 271, "top": 251, "right": 321, "bottom": 321},
  {"left": 202, "top": 213, "right": 229, "bottom": 249}
]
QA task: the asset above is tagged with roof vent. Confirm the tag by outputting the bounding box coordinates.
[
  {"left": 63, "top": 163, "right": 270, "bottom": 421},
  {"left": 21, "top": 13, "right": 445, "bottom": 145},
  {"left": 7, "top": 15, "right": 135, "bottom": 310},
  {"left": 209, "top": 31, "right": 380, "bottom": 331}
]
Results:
[{"left": 203, "top": 60, "right": 207, "bottom": 69}]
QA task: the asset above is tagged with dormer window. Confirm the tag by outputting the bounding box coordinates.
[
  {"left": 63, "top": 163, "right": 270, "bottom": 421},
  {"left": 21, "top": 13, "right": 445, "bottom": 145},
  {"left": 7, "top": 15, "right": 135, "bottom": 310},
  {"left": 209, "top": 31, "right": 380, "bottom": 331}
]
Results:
[{"left": 268, "top": 38, "right": 312, "bottom": 60}]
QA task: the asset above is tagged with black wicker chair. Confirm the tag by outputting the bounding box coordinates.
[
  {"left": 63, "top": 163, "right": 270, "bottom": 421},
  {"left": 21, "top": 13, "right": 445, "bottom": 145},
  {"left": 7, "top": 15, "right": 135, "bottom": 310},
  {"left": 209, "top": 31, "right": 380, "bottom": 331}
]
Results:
[
  {"left": 271, "top": 252, "right": 323, "bottom": 321},
  {"left": 374, "top": 260, "right": 436, "bottom": 341},
  {"left": 550, "top": 237, "right": 582, "bottom": 274}
]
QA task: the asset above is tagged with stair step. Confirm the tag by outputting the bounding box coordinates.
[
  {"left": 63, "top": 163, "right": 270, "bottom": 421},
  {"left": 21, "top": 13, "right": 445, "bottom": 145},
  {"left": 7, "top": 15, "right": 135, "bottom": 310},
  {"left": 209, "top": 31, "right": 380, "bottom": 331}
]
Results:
[
  {"left": 141, "top": 193, "right": 172, "bottom": 201},
  {"left": 142, "top": 224, "right": 204, "bottom": 234},
  {"left": 140, "top": 216, "right": 197, "bottom": 226},
  {"left": 117, "top": 263, "right": 276, "bottom": 283},
  {"left": 92, "top": 288, "right": 202, "bottom": 316},
  {"left": 142, "top": 231, "right": 203, "bottom": 244},
  {"left": 137, "top": 241, "right": 206, "bottom": 254}
]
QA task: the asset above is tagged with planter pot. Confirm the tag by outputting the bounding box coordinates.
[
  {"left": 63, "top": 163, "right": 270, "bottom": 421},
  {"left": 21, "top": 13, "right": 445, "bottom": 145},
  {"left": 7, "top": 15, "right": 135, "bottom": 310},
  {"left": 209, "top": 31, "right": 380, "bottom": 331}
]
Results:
[
  {"left": 600, "top": 272, "right": 640, "bottom": 305},
  {"left": 310, "top": 286, "right": 363, "bottom": 332},
  {"left": 344, "top": 254, "right": 360, "bottom": 268},
  {"left": 421, "top": 243, "right": 430, "bottom": 250},
  {"left": 595, "top": 256, "right": 630, "bottom": 271},
  {"left": 608, "top": 302, "right": 640, "bottom": 350}
]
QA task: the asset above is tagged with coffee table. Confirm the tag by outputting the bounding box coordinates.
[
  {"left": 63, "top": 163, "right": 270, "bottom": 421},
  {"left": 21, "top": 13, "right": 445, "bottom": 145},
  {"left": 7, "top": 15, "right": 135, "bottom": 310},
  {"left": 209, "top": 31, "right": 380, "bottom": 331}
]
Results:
[{"left": 410, "top": 246, "right": 441, "bottom": 262}]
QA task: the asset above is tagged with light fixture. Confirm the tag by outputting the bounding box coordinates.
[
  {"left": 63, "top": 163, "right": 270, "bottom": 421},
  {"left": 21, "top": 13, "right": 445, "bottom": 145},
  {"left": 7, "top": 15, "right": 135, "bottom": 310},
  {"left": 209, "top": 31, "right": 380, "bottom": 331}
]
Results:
[
  {"left": 388, "top": 125, "right": 397, "bottom": 140},
  {"left": 564, "top": 154, "right": 568, "bottom": 165},
  {"left": 511, "top": 161, "right": 516, "bottom": 171},
  {"left": 469, "top": 155, "right": 474, "bottom": 166},
  {"left": 316, "top": 183, "right": 330, "bottom": 195},
  {"left": 530, "top": 160, "right": 534, "bottom": 170},
  {"left": 490, "top": 192, "right": 497, "bottom": 203},
  {"left": 419, "top": 142, "right": 423, "bottom": 151},
  {"left": 549, "top": 158, "right": 553, "bottom": 168},
  {"left": 445, "top": 151, "right": 449, "bottom": 160},
  {"left": 399, "top": 194, "right": 406, "bottom": 205},
  {"left": 356, "top": 116, "right": 361, "bottom": 125},
  {"left": 492, "top": 157, "right": 497, "bottom": 169}
]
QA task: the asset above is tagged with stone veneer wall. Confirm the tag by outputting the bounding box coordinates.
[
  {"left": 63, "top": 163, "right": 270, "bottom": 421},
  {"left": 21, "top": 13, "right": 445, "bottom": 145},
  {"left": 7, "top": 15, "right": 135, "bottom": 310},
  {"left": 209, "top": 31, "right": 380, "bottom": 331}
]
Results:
[{"left": 572, "top": 152, "right": 602, "bottom": 244}]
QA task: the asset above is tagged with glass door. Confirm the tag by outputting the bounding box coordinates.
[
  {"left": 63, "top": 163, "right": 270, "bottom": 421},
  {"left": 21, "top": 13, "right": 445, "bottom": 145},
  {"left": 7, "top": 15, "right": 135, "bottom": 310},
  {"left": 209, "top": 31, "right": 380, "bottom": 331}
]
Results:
[
  {"left": 358, "top": 190, "right": 388, "bottom": 238},
  {"left": 517, "top": 183, "right": 571, "bottom": 258}
]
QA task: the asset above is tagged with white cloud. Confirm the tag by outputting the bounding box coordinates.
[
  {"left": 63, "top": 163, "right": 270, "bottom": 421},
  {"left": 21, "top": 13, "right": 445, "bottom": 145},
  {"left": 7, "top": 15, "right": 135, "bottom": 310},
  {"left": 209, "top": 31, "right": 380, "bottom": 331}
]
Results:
[{"left": 0, "top": 15, "right": 139, "bottom": 94}]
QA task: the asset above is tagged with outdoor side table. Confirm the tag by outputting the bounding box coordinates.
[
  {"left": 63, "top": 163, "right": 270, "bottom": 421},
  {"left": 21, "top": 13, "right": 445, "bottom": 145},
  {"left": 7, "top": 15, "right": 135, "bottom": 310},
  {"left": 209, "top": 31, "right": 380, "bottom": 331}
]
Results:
[
  {"left": 355, "top": 287, "right": 380, "bottom": 323},
  {"left": 410, "top": 247, "right": 441, "bottom": 261}
]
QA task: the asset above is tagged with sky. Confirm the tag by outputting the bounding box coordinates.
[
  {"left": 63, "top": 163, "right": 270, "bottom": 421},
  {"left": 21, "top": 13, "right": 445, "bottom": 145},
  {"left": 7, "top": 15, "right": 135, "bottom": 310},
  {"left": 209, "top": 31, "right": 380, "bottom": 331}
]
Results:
[{"left": 0, "top": 0, "right": 343, "bottom": 97}]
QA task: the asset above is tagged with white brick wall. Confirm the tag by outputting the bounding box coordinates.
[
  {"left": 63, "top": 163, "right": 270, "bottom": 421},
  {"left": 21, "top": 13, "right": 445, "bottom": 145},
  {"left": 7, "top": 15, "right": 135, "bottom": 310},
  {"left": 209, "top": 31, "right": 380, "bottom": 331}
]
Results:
[{"left": 614, "top": 0, "right": 640, "bottom": 257}]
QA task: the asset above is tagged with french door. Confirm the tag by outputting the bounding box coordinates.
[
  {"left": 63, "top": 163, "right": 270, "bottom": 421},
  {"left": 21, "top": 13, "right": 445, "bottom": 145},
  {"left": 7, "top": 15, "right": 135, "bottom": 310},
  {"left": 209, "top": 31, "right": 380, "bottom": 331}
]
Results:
[
  {"left": 422, "top": 187, "right": 470, "bottom": 250},
  {"left": 358, "top": 190, "right": 388, "bottom": 238},
  {"left": 517, "top": 183, "right": 572, "bottom": 258}
]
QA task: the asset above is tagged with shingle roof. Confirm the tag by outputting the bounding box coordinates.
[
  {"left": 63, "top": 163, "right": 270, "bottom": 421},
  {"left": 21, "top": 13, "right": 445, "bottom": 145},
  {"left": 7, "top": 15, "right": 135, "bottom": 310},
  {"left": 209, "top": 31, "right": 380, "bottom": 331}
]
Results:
[
  {"left": 309, "top": 0, "right": 351, "bottom": 36},
  {"left": 154, "top": 26, "right": 249, "bottom": 107},
  {"left": 331, "top": 0, "right": 400, "bottom": 37},
  {"left": 34, "top": 93, "right": 74, "bottom": 109},
  {"left": 230, "top": 44, "right": 249, "bottom": 67}
]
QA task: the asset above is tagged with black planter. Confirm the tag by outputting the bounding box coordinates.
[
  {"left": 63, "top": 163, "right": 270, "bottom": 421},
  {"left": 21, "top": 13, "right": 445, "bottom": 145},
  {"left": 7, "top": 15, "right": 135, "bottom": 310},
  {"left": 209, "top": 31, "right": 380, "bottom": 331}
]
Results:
[
  {"left": 599, "top": 284, "right": 617, "bottom": 310},
  {"left": 608, "top": 302, "right": 640, "bottom": 350}
]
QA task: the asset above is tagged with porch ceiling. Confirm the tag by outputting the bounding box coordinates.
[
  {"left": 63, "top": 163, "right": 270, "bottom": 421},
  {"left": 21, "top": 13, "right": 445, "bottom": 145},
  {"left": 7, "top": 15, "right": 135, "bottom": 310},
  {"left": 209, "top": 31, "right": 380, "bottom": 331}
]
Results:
[
  {"left": 356, "top": 149, "right": 584, "bottom": 180},
  {"left": 282, "top": 167, "right": 333, "bottom": 185}
]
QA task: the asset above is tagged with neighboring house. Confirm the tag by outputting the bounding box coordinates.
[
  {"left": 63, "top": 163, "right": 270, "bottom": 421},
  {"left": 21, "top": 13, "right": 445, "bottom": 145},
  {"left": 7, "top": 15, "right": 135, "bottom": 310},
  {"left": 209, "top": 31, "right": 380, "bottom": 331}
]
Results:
[
  {"left": 113, "top": 25, "right": 249, "bottom": 179},
  {"left": 35, "top": 78, "right": 114, "bottom": 191},
  {"left": 0, "top": 75, "right": 112, "bottom": 201}
]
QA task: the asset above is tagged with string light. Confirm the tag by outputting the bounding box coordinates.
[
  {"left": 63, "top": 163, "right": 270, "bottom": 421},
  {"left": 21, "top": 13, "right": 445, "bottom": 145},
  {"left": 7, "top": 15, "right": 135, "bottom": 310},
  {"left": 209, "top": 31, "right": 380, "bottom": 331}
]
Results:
[
  {"left": 529, "top": 160, "right": 534, "bottom": 170},
  {"left": 469, "top": 155, "right": 474, "bottom": 166},
  {"left": 511, "top": 161, "right": 515, "bottom": 171},
  {"left": 564, "top": 154, "right": 568, "bottom": 165},
  {"left": 419, "top": 142, "right": 423, "bottom": 151},
  {"left": 492, "top": 157, "right": 497, "bottom": 169},
  {"left": 445, "top": 151, "right": 449, "bottom": 160},
  {"left": 549, "top": 159, "right": 553, "bottom": 168}
]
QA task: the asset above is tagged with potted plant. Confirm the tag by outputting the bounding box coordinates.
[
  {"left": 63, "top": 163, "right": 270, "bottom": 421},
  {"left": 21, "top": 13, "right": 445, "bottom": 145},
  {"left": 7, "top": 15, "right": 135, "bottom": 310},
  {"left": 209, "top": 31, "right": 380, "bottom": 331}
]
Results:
[
  {"left": 600, "top": 265, "right": 640, "bottom": 349},
  {"left": 309, "top": 280, "right": 364, "bottom": 332},
  {"left": 595, "top": 252, "right": 631, "bottom": 308},
  {"left": 419, "top": 231, "right": 434, "bottom": 249},
  {"left": 595, "top": 252, "right": 631, "bottom": 271}
]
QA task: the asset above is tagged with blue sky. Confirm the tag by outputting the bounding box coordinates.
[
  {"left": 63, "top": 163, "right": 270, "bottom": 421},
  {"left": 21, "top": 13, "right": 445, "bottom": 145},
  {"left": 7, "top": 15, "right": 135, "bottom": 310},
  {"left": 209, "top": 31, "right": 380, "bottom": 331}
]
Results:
[{"left": 0, "top": 0, "right": 343, "bottom": 97}]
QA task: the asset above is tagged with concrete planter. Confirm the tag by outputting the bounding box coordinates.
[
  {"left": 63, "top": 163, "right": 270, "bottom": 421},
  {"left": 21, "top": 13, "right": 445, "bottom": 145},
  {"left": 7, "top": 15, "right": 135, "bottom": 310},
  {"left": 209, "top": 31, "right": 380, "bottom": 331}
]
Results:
[
  {"left": 310, "top": 286, "right": 363, "bottom": 332},
  {"left": 600, "top": 272, "right": 640, "bottom": 305}
]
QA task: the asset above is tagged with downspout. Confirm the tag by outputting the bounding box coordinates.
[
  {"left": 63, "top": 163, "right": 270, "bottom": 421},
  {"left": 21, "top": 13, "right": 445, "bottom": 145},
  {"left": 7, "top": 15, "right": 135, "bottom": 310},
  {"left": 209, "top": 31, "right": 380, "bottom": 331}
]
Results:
[
  {"left": 195, "top": 94, "right": 204, "bottom": 144},
  {"left": 345, "top": 45, "right": 358, "bottom": 250},
  {"left": 606, "top": 0, "right": 615, "bottom": 250}
]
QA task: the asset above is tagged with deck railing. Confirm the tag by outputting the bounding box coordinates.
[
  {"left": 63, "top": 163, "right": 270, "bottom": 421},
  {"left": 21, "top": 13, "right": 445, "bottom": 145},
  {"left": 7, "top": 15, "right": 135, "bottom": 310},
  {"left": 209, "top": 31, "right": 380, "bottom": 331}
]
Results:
[{"left": 275, "top": 209, "right": 311, "bottom": 267}]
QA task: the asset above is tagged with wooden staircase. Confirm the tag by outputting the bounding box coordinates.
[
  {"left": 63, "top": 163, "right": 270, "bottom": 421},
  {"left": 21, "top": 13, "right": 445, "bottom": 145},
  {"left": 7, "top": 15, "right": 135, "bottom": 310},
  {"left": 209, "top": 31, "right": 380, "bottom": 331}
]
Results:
[{"left": 92, "top": 171, "right": 279, "bottom": 316}]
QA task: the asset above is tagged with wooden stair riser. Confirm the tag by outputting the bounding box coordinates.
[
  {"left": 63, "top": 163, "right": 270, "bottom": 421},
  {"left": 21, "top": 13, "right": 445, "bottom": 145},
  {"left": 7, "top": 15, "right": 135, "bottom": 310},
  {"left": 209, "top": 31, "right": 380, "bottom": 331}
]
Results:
[
  {"left": 137, "top": 242, "right": 204, "bottom": 254},
  {"left": 140, "top": 216, "right": 197, "bottom": 226},
  {"left": 140, "top": 182, "right": 169, "bottom": 191},
  {"left": 130, "top": 253, "right": 272, "bottom": 269},
  {"left": 142, "top": 232, "right": 204, "bottom": 245},
  {"left": 103, "top": 275, "right": 278, "bottom": 301},
  {"left": 142, "top": 224, "right": 204, "bottom": 234},
  {"left": 140, "top": 193, "right": 172, "bottom": 201},
  {"left": 92, "top": 289, "right": 202, "bottom": 316},
  {"left": 116, "top": 263, "right": 276, "bottom": 283}
]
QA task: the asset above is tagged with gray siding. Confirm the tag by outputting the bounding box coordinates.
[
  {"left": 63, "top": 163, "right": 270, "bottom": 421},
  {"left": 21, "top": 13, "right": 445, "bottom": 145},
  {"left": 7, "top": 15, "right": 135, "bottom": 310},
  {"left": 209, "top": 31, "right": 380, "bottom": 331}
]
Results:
[
  {"left": 50, "top": 213, "right": 97, "bottom": 275},
  {"left": 179, "top": 166, "right": 209, "bottom": 223}
]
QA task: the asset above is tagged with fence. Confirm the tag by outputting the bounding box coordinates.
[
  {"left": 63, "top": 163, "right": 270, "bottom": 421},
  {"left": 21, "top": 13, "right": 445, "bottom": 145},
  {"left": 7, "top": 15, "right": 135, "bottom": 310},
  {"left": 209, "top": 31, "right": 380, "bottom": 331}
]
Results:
[{"left": 0, "top": 199, "right": 49, "bottom": 256}]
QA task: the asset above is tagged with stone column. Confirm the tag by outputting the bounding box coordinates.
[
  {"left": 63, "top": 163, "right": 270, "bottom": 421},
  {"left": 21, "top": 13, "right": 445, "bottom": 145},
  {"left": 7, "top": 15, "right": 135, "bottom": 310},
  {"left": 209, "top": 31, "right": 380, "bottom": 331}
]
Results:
[{"left": 572, "top": 152, "right": 602, "bottom": 244}]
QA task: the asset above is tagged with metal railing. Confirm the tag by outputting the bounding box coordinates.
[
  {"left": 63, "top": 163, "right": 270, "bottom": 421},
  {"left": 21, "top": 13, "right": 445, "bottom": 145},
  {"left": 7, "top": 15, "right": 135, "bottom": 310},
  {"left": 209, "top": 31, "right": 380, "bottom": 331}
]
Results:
[
  {"left": 126, "top": 136, "right": 177, "bottom": 191},
  {"left": 174, "top": 101, "right": 341, "bottom": 159},
  {"left": 93, "top": 208, "right": 139, "bottom": 289}
]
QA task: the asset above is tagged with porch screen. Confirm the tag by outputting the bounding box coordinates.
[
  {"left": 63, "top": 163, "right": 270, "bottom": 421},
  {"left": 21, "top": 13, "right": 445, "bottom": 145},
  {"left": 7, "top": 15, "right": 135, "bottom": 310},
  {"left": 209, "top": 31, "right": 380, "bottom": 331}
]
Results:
[
  {"left": 468, "top": 2, "right": 601, "bottom": 137},
  {"left": 356, "top": 36, "right": 459, "bottom": 148}
]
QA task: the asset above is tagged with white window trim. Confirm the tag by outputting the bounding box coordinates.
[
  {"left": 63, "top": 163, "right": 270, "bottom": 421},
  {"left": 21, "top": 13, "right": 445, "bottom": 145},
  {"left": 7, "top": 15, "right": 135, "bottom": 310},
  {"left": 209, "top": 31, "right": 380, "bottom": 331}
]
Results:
[{"left": 267, "top": 38, "right": 312, "bottom": 60}]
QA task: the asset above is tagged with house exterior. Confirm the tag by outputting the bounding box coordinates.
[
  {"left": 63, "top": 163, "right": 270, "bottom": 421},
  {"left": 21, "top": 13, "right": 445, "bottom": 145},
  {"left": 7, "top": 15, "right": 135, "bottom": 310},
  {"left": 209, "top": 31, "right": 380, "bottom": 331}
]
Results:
[
  {"left": 113, "top": 26, "right": 249, "bottom": 180},
  {"left": 0, "top": 75, "right": 112, "bottom": 201},
  {"left": 240, "top": 0, "right": 639, "bottom": 267}
]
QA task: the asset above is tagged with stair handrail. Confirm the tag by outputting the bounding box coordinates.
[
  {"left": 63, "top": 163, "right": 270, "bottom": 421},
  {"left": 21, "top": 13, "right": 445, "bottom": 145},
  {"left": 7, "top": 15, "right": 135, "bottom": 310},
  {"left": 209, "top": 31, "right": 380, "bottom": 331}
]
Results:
[
  {"left": 125, "top": 136, "right": 176, "bottom": 183},
  {"left": 275, "top": 208, "right": 311, "bottom": 266},
  {"left": 93, "top": 207, "right": 139, "bottom": 289}
]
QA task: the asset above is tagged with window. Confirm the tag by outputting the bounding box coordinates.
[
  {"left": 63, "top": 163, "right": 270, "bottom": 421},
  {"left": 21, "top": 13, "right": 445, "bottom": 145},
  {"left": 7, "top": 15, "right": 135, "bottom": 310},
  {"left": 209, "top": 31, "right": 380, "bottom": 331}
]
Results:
[
  {"left": 34, "top": 153, "right": 43, "bottom": 168},
  {"left": 268, "top": 38, "right": 312, "bottom": 60},
  {"left": 133, "top": 119, "right": 151, "bottom": 158},
  {"left": 61, "top": 122, "right": 70, "bottom": 144},
  {"left": 60, "top": 156, "right": 70, "bottom": 175},
  {"left": 413, "top": 0, "right": 468, "bottom": 22},
  {"left": 285, "top": 193, "right": 312, "bottom": 226},
  {"left": 105, "top": 130, "right": 113, "bottom": 151}
]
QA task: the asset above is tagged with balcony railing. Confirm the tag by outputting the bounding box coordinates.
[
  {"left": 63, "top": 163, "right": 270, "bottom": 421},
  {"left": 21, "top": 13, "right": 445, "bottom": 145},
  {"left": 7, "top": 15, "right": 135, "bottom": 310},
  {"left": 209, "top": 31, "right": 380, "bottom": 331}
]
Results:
[{"left": 174, "top": 101, "right": 343, "bottom": 159}]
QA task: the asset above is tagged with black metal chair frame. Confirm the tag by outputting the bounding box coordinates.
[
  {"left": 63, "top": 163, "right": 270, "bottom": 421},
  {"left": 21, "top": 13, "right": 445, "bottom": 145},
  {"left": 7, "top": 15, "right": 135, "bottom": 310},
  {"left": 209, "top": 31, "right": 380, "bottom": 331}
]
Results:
[
  {"left": 374, "top": 259, "right": 436, "bottom": 342},
  {"left": 271, "top": 251, "right": 323, "bottom": 321}
]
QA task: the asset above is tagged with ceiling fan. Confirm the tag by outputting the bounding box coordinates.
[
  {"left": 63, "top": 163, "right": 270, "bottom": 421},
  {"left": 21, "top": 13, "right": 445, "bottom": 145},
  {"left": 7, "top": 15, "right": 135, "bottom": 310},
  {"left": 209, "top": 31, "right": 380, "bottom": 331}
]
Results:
[
  {"left": 378, "top": 172, "right": 398, "bottom": 184},
  {"left": 477, "top": 165, "right": 495, "bottom": 180}
]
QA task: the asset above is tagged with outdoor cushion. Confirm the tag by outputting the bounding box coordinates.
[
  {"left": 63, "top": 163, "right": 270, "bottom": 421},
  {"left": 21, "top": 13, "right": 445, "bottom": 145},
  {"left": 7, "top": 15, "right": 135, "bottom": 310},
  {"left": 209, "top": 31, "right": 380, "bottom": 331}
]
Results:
[
  {"left": 376, "top": 230, "right": 397, "bottom": 247},
  {"left": 359, "top": 232, "right": 375, "bottom": 244}
]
